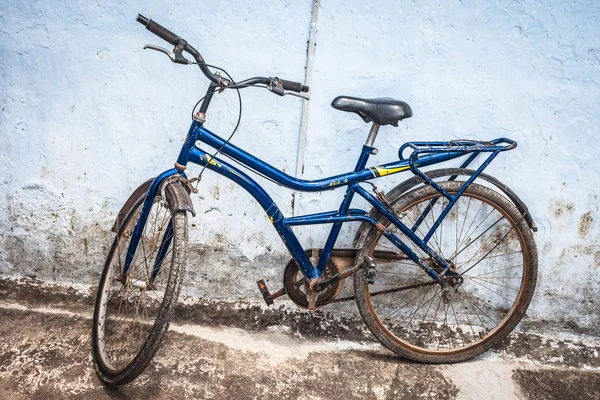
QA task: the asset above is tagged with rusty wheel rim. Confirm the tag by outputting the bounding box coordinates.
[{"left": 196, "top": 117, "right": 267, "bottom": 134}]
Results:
[
  {"left": 363, "top": 190, "right": 530, "bottom": 354},
  {"left": 96, "top": 198, "right": 174, "bottom": 371}
]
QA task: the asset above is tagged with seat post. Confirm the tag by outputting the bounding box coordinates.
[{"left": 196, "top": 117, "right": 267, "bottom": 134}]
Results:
[{"left": 365, "top": 123, "right": 380, "bottom": 147}]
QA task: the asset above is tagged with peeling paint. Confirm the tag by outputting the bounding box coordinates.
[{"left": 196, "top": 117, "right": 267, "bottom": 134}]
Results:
[
  {"left": 578, "top": 211, "right": 594, "bottom": 237},
  {"left": 553, "top": 201, "right": 575, "bottom": 218}
]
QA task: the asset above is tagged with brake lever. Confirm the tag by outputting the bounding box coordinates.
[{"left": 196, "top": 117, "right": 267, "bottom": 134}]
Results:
[
  {"left": 143, "top": 41, "right": 191, "bottom": 65},
  {"left": 283, "top": 91, "right": 310, "bottom": 100},
  {"left": 267, "top": 79, "right": 310, "bottom": 100}
]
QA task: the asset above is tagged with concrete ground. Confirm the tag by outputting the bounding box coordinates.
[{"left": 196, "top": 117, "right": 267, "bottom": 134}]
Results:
[{"left": 0, "top": 277, "right": 599, "bottom": 400}]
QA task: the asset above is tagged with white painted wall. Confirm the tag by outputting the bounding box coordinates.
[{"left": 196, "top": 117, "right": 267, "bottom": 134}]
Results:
[{"left": 1, "top": 1, "right": 599, "bottom": 328}]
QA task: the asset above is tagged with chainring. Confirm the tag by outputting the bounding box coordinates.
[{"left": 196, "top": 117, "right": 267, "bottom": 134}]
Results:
[{"left": 283, "top": 257, "right": 342, "bottom": 309}]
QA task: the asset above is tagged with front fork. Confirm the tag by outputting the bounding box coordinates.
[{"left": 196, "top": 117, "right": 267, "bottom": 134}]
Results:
[
  {"left": 151, "top": 221, "right": 174, "bottom": 283},
  {"left": 119, "top": 169, "right": 182, "bottom": 283}
]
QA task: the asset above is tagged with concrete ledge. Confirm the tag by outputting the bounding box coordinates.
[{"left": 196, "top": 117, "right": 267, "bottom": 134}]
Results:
[{"left": 1, "top": 278, "right": 599, "bottom": 399}]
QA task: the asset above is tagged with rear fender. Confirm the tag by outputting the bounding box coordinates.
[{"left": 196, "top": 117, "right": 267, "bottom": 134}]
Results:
[{"left": 353, "top": 168, "right": 537, "bottom": 248}]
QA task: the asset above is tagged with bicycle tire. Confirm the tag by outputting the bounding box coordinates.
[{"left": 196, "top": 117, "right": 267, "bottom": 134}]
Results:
[
  {"left": 92, "top": 191, "right": 188, "bottom": 385},
  {"left": 354, "top": 181, "right": 537, "bottom": 363}
]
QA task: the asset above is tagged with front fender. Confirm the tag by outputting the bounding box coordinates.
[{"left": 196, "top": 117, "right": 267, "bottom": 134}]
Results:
[
  {"left": 111, "top": 176, "right": 195, "bottom": 233},
  {"left": 111, "top": 178, "right": 154, "bottom": 233},
  {"left": 162, "top": 176, "right": 196, "bottom": 217}
]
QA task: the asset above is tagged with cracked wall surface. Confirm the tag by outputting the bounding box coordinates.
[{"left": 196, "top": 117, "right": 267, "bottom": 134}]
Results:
[{"left": 1, "top": 1, "right": 599, "bottom": 329}]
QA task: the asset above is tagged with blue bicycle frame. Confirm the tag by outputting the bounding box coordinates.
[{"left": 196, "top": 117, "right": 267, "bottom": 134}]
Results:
[{"left": 123, "top": 113, "right": 516, "bottom": 284}]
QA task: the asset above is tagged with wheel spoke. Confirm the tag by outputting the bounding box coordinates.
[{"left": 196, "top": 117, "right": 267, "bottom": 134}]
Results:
[
  {"left": 456, "top": 196, "right": 472, "bottom": 262},
  {"left": 460, "top": 290, "right": 494, "bottom": 327},
  {"left": 426, "top": 294, "right": 443, "bottom": 345},
  {"left": 456, "top": 199, "right": 485, "bottom": 253},
  {"left": 404, "top": 283, "right": 435, "bottom": 328},
  {"left": 450, "top": 300, "right": 469, "bottom": 344},
  {"left": 361, "top": 182, "right": 534, "bottom": 358},
  {"left": 454, "top": 251, "right": 522, "bottom": 268},
  {"left": 452, "top": 216, "right": 505, "bottom": 260},
  {"left": 466, "top": 278, "right": 517, "bottom": 304},
  {"left": 438, "top": 302, "right": 451, "bottom": 350},
  {"left": 418, "top": 286, "right": 441, "bottom": 329},
  {"left": 384, "top": 283, "right": 437, "bottom": 318},
  {"left": 468, "top": 263, "right": 522, "bottom": 278},
  {"left": 461, "top": 216, "right": 524, "bottom": 276},
  {"left": 93, "top": 196, "right": 185, "bottom": 377},
  {"left": 466, "top": 276, "right": 520, "bottom": 291}
]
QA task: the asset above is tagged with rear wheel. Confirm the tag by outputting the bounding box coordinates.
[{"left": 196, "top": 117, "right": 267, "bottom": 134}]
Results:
[
  {"left": 354, "top": 181, "right": 537, "bottom": 363},
  {"left": 92, "top": 191, "right": 188, "bottom": 385}
]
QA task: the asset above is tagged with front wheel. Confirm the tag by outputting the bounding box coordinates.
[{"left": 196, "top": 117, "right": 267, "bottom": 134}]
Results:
[
  {"left": 354, "top": 181, "right": 537, "bottom": 363},
  {"left": 92, "top": 190, "right": 188, "bottom": 385}
]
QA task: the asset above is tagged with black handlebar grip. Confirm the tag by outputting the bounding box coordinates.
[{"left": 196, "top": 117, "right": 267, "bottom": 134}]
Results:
[
  {"left": 136, "top": 14, "right": 149, "bottom": 25},
  {"left": 280, "top": 79, "right": 309, "bottom": 93},
  {"left": 136, "top": 14, "right": 179, "bottom": 45}
]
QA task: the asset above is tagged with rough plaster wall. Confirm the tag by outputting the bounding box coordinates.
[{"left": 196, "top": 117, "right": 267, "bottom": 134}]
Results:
[
  {"left": 1, "top": 1, "right": 599, "bottom": 327},
  {"left": 0, "top": 1, "right": 311, "bottom": 293}
]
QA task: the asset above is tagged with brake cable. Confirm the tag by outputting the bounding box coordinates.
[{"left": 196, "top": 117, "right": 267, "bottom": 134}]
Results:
[{"left": 187, "top": 64, "right": 242, "bottom": 191}]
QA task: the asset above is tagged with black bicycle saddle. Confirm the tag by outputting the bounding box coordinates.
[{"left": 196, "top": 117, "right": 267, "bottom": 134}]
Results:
[{"left": 331, "top": 96, "right": 413, "bottom": 126}]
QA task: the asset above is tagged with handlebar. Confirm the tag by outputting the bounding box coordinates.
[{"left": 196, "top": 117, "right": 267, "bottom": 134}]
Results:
[
  {"left": 279, "top": 79, "right": 309, "bottom": 93},
  {"left": 136, "top": 14, "right": 179, "bottom": 45},
  {"left": 136, "top": 14, "right": 309, "bottom": 95},
  {"left": 137, "top": 14, "right": 232, "bottom": 87}
]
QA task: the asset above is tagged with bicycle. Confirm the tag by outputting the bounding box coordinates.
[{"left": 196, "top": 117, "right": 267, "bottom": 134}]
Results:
[{"left": 92, "top": 14, "right": 538, "bottom": 386}]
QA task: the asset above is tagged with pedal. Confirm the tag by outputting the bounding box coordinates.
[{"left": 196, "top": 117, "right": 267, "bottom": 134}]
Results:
[{"left": 256, "top": 280, "right": 274, "bottom": 306}]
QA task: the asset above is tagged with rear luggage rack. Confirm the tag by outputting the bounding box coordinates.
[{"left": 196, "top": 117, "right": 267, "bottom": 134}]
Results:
[
  {"left": 395, "top": 138, "right": 517, "bottom": 200},
  {"left": 399, "top": 137, "right": 517, "bottom": 163}
]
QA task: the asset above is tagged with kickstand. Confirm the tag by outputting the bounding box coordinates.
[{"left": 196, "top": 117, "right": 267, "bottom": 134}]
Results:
[
  {"left": 306, "top": 286, "right": 318, "bottom": 310},
  {"left": 306, "top": 248, "right": 320, "bottom": 310}
]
